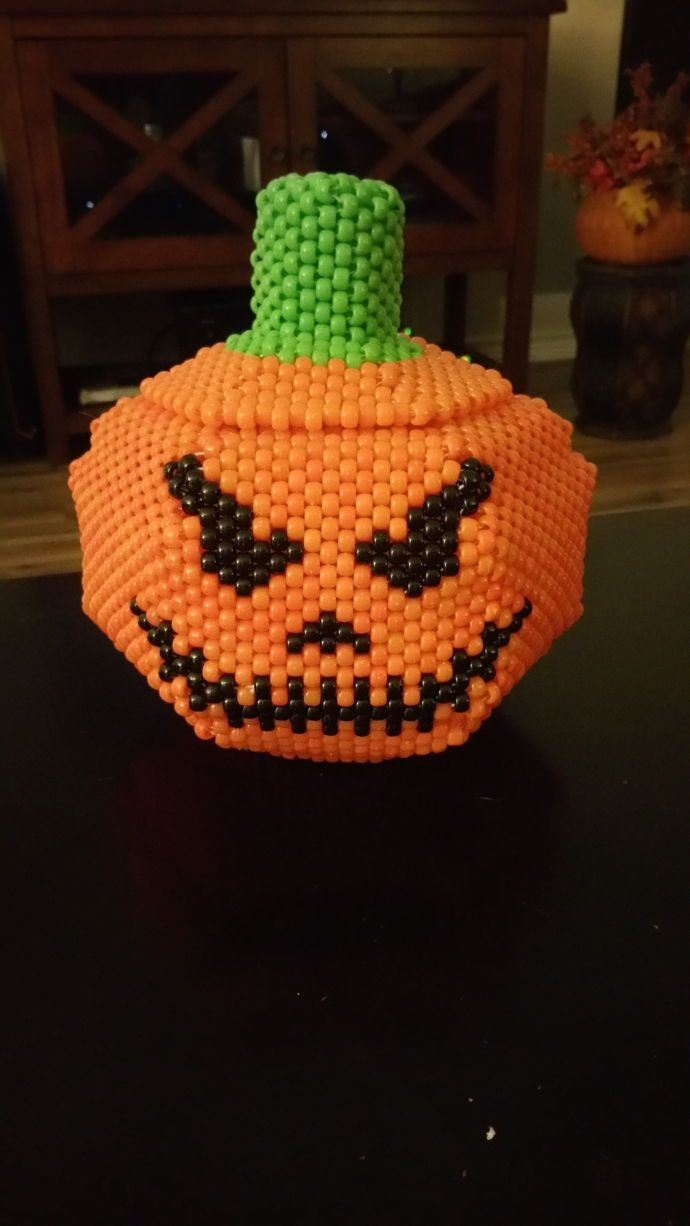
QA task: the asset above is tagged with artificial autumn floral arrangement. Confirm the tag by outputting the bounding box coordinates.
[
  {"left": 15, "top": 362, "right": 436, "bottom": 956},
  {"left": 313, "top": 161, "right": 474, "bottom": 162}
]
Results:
[{"left": 546, "top": 64, "right": 690, "bottom": 229}]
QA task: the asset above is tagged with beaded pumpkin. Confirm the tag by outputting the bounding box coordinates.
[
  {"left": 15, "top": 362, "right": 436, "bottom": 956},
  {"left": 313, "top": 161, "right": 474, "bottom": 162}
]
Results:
[{"left": 69, "top": 172, "right": 595, "bottom": 763}]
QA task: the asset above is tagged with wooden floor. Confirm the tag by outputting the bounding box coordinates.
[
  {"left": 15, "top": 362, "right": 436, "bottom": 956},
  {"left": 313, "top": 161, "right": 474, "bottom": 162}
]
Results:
[{"left": 1, "top": 359, "right": 689, "bottom": 580}]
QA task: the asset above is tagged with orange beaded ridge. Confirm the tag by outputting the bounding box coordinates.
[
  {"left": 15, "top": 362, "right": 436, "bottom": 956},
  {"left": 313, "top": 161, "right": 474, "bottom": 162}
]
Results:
[{"left": 69, "top": 340, "right": 595, "bottom": 763}]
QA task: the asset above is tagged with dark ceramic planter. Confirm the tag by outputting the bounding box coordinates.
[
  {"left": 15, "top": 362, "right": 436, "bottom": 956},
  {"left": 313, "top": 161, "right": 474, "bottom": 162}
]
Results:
[{"left": 570, "top": 257, "right": 690, "bottom": 438}]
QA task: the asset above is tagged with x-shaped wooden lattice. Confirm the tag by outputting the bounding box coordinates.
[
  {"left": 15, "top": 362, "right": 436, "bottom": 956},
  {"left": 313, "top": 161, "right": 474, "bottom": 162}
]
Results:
[
  {"left": 319, "top": 63, "right": 498, "bottom": 221},
  {"left": 52, "top": 70, "right": 257, "bottom": 239}
]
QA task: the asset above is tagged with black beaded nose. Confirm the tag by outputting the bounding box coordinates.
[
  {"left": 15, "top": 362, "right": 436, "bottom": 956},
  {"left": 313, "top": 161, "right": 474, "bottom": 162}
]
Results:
[{"left": 285, "top": 613, "right": 370, "bottom": 656}]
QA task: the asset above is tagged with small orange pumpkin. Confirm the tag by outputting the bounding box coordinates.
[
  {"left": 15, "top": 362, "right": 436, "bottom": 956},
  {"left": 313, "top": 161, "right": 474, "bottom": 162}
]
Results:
[
  {"left": 69, "top": 173, "right": 595, "bottom": 763},
  {"left": 575, "top": 191, "right": 690, "bottom": 264}
]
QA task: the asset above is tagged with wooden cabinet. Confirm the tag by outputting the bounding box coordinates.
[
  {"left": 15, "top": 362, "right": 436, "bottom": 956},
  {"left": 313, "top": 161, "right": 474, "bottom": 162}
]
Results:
[{"left": 0, "top": 1, "right": 565, "bottom": 461}]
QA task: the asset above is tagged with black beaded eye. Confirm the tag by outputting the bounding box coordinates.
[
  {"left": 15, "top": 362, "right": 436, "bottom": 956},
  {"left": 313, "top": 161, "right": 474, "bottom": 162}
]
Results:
[
  {"left": 354, "top": 458, "right": 494, "bottom": 596},
  {"left": 164, "top": 455, "right": 303, "bottom": 593}
]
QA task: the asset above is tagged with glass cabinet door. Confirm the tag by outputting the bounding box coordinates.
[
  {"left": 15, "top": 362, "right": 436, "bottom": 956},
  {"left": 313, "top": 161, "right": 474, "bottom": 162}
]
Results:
[
  {"left": 18, "top": 38, "right": 288, "bottom": 275},
  {"left": 287, "top": 37, "right": 524, "bottom": 263}
]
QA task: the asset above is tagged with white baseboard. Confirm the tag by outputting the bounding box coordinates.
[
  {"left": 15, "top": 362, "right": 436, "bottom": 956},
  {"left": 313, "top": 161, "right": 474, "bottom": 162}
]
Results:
[{"left": 468, "top": 291, "right": 576, "bottom": 364}]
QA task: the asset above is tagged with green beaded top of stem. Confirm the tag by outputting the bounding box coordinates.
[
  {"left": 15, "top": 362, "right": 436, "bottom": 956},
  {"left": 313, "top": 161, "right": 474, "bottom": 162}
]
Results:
[{"left": 226, "top": 172, "right": 423, "bottom": 368}]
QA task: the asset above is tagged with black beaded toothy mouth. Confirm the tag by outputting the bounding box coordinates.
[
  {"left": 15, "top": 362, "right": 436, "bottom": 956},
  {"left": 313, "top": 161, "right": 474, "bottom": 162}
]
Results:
[
  {"left": 163, "top": 454, "right": 494, "bottom": 597},
  {"left": 131, "top": 599, "right": 532, "bottom": 737}
]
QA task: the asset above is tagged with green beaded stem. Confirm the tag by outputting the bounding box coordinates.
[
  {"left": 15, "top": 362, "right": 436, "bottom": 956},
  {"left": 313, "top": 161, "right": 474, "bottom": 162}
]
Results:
[{"left": 226, "top": 172, "right": 423, "bottom": 368}]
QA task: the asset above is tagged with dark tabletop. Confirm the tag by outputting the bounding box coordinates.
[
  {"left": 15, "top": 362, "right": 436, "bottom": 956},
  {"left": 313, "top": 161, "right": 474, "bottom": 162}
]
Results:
[{"left": 2, "top": 508, "right": 689, "bottom": 1226}]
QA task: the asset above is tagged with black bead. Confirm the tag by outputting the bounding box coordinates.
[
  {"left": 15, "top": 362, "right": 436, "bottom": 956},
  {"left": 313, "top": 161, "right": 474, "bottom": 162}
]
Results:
[
  {"left": 252, "top": 567, "right": 269, "bottom": 587},
  {"left": 306, "top": 706, "right": 322, "bottom": 721},
  {"left": 235, "top": 579, "right": 252, "bottom": 597},
  {"left": 200, "top": 529, "right": 218, "bottom": 550},
  {"left": 353, "top": 718, "right": 370, "bottom": 737},
  {"left": 236, "top": 554, "right": 252, "bottom": 577},
  {"left": 236, "top": 530, "right": 253, "bottom": 551},
  {"left": 255, "top": 678, "right": 271, "bottom": 698},
  {"left": 407, "top": 531, "right": 424, "bottom": 554},
  {"left": 462, "top": 497, "right": 479, "bottom": 515},
  {"left": 424, "top": 494, "right": 443, "bottom": 518},
  {"left": 252, "top": 541, "right": 270, "bottom": 562},
  {"left": 224, "top": 702, "right": 243, "bottom": 727},
  {"left": 483, "top": 645, "right": 498, "bottom": 662},
  {"left": 320, "top": 637, "right": 336, "bottom": 654},
  {"left": 469, "top": 658, "right": 483, "bottom": 676},
  {"left": 387, "top": 678, "right": 403, "bottom": 696},
  {"left": 167, "top": 476, "right": 184, "bottom": 498},
  {"left": 418, "top": 716, "right": 434, "bottom": 733},
  {"left": 403, "top": 706, "right": 419, "bottom": 722},
  {"left": 523, "top": 598, "right": 533, "bottom": 616},
  {"left": 372, "top": 531, "right": 389, "bottom": 554},
  {"left": 322, "top": 699, "right": 338, "bottom": 718},
  {"left": 204, "top": 683, "right": 222, "bottom": 704},
  {"left": 420, "top": 676, "right": 437, "bottom": 697},
  {"left": 455, "top": 672, "right": 470, "bottom": 691},
  {"left": 387, "top": 699, "right": 404, "bottom": 719},
  {"left": 420, "top": 699, "right": 436, "bottom": 717},
  {"left": 171, "top": 657, "right": 187, "bottom": 676},
  {"left": 183, "top": 470, "right": 202, "bottom": 493},
  {"left": 355, "top": 680, "right": 370, "bottom": 700},
  {"left": 372, "top": 556, "right": 389, "bottom": 576},
  {"left": 181, "top": 494, "right": 198, "bottom": 515},
  {"left": 219, "top": 676, "right": 236, "bottom": 697},
  {"left": 288, "top": 680, "right": 304, "bottom": 699},
  {"left": 406, "top": 556, "right": 423, "bottom": 577},
  {"left": 158, "top": 664, "right": 174, "bottom": 682},
  {"left": 354, "top": 700, "right": 371, "bottom": 718},
  {"left": 442, "top": 485, "right": 459, "bottom": 508},
  {"left": 186, "top": 671, "right": 205, "bottom": 694},
  {"left": 355, "top": 542, "right": 374, "bottom": 564},
  {"left": 201, "top": 552, "right": 219, "bottom": 573},
  {"left": 259, "top": 715, "right": 275, "bottom": 731},
  {"left": 437, "top": 685, "right": 454, "bottom": 704},
  {"left": 442, "top": 511, "right": 459, "bottom": 531},
  {"left": 480, "top": 463, "right": 494, "bottom": 482},
  {"left": 274, "top": 705, "right": 290, "bottom": 722},
  {"left": 130, "top": 598, "right": 143, "bottom": 615},
  {"left": 235, "top": 506, "right": 252, "bottom": 528},
  {"left": 269, "top": 555, "right": 286, "bottom": 574},
  {"left": 424, "top": 568, "right": 441, "bottom": 587},
  {"left": 497, "top": 630, "right": 510, "bottom": 647},
  {"left": 462, "top": 457, "right": 481, "bottom": 472},
  {"left": 321, "top": 681, "right": 336, "bottom": 701},
  {"left": 147, "top": 626, "right": 161, "bottom": 645},
  {"left": 452, "top": 649, "right": 469, "bottom": 669},
  {"left": 482, "top": 665, "right": 496, "bottom": 681},
  {"left": 303, "top": 624, "right": 320, "bottom": 643},
  {"left": 386, "top": 720, "right": 403, "bottom": 736},
  {"left": 407, "top": 508, "right": 424, "bottom": 529},
  {"left": 389, "top": 568, "right": 406, "bottom": 588},
  {"left": 270, "top": 530, "right": 288, "bottom": 552},
  {"left": 217, "top": 494, "right": 236, "bottom": 514},
  {"left": 510, "top": 616, "right": 523, "bottom": 634},
  {"left": 241, "top": 705, "right": 258, "bottom": 721},
  {"left": 217, "top": 516, "right": 235, "bottom": 538},
  {"left": 423, "top": 520, "right": 442, "bottom": 542},
  {"left": 160, "top": 646, "right": 174, "bottom": 663},
  {"left": 423, "top": 543, "right": 442, "bottom": 564},
  {"left": 442, "top": 557, "right": 459, "bottom": 577},
  {"left": 163, "top": 461, "right": 178, "bottom": 480},
  {"left": 323, "top": 719, "right": 338, "bottom": 736},
  {"left": 199, "top": 482, "right": 218, "bottom": 506},
  {"left": 189, "top": 693, "right": 207, "bottom": 712},
  {"left": 320, "top": 612, "right": 336, "bottom": 627},
  {"left": 441, "top": 532, "right": 458, "bottom": 554},
  {"left": 137, "top": 612, "right": 151, "bottom": 630},
  {"left": 389, "top": 543, "right": 408, "bottom": 563},
  {"left": 338, "top": 706, "right": 355, "bottom": 721},
  {"left": 354, "top": 636, "right": 371, "bottom": 655},
  {"left": 286, "top": 634, "right": 303, "bottom": 654},
  {"left": 371, "top": 705, "right": 387, "bottom": 720},
  {"left": 178, "top": 453, "right": 199, "bottom": 472},
  {"left": 286, "top": 541, "right": 304, "bottom": 562},
  {"left": 453, "top": 692, "right": 470, "bottom": 712},
  {"left": 218, "top": 567, "right": 236, "bottom": 585},
  {"left": 336, "top": 624, "right": 354, "bottom": 643},
  {"left": 217, "top": 541, "right": 236, "bottom": 563},
  {"left": 405, "top": 580, "right": 423, "bottom": 598}
]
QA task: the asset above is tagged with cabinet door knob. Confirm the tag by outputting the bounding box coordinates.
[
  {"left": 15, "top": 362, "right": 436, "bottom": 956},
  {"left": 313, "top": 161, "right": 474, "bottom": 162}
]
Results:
[
  {"left": 299, "top": 145, "right": 316, "bottom": 162},
  {"left": 269, "top": 147, "right": 287, "bottom": 163}
]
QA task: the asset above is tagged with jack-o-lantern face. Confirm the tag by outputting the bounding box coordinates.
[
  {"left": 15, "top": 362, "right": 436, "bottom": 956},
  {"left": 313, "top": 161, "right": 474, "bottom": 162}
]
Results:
[{"left": 70, "top": 173, "right": 595, "bottom": 762}]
